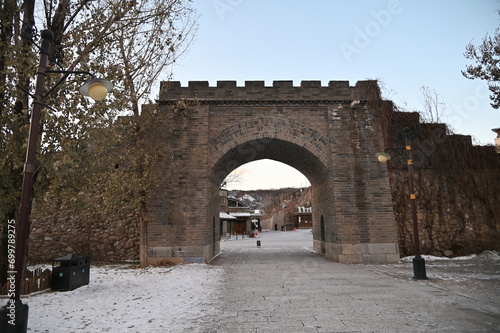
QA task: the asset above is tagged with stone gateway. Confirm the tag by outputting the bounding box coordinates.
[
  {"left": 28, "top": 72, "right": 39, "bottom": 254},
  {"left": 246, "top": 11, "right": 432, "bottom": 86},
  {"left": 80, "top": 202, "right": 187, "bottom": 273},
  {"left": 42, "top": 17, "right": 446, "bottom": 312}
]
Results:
[{"left": 147, "top": 80, "right": 400, "bottom": 264}]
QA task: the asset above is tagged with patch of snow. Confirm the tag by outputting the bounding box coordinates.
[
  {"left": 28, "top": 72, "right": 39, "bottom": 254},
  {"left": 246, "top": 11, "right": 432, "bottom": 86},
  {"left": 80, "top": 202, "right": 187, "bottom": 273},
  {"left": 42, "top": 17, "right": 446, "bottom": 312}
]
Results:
[
  {"left": 400, "top": 251, "right": 499, "bottom": 263},
  {"left": 25, "top": 264, "right": 223, "bottom": 333},
  {"left": 477, "top": 250, "right": 500, "bottom": 261},
  {"left": 451, "top": 254, "right": 477, "bottom": 260},
  {"left": 28, "top": 264, "right": 52, "bottom": 271},
  {"left": 400, "top": 255, "right": 449, "bottom": 262},
  {"left": 242, "top": 194, "right": 256, "bottom": 202}
]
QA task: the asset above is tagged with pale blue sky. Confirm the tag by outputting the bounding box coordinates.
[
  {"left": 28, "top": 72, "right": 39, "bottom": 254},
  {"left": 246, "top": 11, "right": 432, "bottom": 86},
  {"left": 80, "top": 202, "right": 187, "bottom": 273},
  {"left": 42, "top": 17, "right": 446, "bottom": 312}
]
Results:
[{"left": 171, "top": 0, "right": 500, "bottom": 190}]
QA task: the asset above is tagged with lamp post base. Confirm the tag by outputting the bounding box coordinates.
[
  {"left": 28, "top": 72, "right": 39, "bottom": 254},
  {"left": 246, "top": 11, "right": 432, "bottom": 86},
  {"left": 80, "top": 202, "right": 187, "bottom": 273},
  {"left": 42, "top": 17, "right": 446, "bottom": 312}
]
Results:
[
  {"left": 0, "top": 299, "right": 29, "bottom": 333},
  {"left": 413, "top": 256, "right": 427, "bottom": 280}
]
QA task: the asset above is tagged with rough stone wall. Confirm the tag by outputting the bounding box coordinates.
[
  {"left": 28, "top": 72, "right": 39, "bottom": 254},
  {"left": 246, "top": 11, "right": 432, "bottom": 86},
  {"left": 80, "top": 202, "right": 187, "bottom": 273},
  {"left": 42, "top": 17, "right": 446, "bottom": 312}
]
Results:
[
  {"left": 28, "top": 209, "right": 139, "bottom": 263},
  {"left": 380, "top": 107, "right": 500, "bottom": 257}
]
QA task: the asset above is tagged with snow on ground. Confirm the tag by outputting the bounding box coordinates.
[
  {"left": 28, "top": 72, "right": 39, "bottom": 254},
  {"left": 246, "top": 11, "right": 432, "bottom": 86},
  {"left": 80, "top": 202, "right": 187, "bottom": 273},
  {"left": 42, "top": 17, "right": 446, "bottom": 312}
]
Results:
[
  {"left": 400, "top": 250, "right": 500, "bottom": 262},
  {"left": 25, "top": 264, "right": 224, "bottom": 333},
  {"left": 372, "top": 249, "right": 500, "bottom": 290},
  {"left": 10, "top": 230, "right": 500, "bottom": 332},
  {"left": 370, "top": 249, "right": 500, "bottom": 316}
]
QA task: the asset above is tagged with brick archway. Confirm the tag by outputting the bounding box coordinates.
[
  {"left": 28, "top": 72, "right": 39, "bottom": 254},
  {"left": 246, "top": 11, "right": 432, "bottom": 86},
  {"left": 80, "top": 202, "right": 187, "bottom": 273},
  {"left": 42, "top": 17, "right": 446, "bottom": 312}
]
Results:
[
  {"left": 208, "top": 116, "right": 330, "bottom": 185},
  {"left": 147, "top": 80, "right": 399, "bottom": 264}
]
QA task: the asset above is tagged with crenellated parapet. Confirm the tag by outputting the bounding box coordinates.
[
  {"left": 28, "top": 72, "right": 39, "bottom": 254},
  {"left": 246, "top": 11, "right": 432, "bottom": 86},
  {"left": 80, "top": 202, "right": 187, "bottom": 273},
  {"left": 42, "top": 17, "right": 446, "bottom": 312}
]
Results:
[{"left": 159, "top": 80, "right": 381, "bottom": 104}]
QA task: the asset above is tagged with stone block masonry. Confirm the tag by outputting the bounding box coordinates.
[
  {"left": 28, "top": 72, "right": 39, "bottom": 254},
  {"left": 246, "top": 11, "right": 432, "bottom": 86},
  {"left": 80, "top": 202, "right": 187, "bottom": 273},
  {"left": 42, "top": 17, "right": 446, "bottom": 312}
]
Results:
[
  {"left": 149, "top": 80, "right": 399, "bottom": 264},
  {"left": 28, "top": 210, "right": 139, "bottom": 263}
]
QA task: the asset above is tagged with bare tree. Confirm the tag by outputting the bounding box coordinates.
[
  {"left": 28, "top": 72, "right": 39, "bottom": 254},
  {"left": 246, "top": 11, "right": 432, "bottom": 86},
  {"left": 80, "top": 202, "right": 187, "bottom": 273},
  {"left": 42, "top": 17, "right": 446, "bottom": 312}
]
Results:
[
  {"left": 419, "top": 86, "right": 446, "bottom": 123},
  {"left": 221, "top": 169, "right": 246, "bottom": 190},
  {"left": 0, "top": 0, "right": 198, "bottom": 273}
]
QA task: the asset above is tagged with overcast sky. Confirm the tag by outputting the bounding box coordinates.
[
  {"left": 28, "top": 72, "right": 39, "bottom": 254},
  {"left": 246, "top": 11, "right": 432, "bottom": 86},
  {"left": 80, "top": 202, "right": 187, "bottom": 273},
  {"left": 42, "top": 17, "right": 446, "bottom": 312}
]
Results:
[{"left": 171, "top": 0, "right": 500, "bottom": 190}]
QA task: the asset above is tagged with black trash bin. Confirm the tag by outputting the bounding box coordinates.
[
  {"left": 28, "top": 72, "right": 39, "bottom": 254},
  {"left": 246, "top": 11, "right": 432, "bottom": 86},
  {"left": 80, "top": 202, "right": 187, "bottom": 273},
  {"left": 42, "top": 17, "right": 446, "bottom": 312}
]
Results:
[{"left": 51, "top": 254, "right": 90, "bottom": 291}]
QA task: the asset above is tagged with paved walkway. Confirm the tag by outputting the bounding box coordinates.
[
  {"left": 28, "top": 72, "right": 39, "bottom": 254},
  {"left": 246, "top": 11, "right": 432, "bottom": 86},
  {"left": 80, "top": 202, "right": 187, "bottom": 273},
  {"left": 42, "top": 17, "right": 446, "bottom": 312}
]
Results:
[{"left": 208, "top": 230, "right": 500, "bottom": 333}]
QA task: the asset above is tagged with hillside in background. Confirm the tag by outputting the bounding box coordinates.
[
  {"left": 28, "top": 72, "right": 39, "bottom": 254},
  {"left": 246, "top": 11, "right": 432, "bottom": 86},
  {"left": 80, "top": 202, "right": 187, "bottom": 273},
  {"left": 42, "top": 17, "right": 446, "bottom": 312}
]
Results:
[{"left": 229, "top": 187, "right": 312, "bottom": 220}]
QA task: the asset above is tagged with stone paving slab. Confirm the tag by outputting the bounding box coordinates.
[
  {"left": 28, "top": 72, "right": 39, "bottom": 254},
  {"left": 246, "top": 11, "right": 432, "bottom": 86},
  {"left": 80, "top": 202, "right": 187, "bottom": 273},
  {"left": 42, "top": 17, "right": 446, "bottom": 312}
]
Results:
[{"left": 207, "top": 230, "right": 500, "bottom": 333}]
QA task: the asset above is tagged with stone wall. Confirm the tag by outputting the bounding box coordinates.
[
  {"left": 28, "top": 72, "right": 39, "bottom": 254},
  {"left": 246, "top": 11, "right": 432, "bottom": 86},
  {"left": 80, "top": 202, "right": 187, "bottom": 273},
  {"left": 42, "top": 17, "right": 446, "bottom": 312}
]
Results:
[
  {"left": 380, "top": 106, "right": 500, "bottom": 257},
  {"left": 28, "top": 209, "right": 139, "bottom": 263}
]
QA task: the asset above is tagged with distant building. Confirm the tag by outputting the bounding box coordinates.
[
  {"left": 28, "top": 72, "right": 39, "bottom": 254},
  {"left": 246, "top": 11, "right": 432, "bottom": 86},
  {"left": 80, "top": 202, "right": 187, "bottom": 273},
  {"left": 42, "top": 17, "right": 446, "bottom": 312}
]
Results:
[
  {"left": 294, "top": 206, "right": 312, "bottom": 229},
  {"left": 219, "top": 190, "right": 262, "bottom": 236},
  {"left": 219, "top": 189, "right": 236, "bottom": 236}
]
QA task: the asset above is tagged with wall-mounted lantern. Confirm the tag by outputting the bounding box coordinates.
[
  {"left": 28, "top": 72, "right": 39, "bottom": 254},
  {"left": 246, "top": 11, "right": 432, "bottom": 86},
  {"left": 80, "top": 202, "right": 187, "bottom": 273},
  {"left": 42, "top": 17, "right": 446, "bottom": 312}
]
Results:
[{"left": 492, "top": 128, "right": 500, "bottom": 154}]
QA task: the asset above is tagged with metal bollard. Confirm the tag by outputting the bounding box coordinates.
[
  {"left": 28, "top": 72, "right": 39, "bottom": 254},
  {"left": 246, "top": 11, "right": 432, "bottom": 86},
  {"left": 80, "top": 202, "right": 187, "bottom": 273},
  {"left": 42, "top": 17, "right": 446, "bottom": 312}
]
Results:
[{"left": 257, "top": 240, "right": 261, "bottom": 247}]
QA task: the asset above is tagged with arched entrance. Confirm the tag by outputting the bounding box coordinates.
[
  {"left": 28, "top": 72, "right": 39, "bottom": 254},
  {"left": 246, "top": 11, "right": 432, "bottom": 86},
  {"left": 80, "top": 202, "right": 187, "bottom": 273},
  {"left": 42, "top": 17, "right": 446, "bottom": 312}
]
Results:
[{"left": 146, "top": 80, "right": 399, "bottom": 264}]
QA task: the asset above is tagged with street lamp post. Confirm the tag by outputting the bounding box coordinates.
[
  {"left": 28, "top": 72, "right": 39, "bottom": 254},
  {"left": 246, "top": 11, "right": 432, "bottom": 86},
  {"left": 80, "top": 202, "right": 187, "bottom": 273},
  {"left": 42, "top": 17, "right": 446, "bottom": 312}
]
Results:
[
  {"left": 376, "top": 127, "right": 427, "bottom": 280},
  {"left": 1, "top": 29, "right": 112, "bottom": 333}
]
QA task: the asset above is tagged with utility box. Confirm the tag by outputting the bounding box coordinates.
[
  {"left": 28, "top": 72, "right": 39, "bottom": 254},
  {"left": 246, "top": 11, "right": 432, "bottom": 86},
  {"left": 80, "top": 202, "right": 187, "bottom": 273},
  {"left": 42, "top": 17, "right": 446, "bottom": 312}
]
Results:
[{"left": 51, "top": 254, "right": 90, "bottom": 291}]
